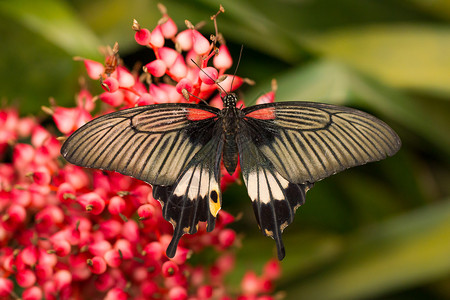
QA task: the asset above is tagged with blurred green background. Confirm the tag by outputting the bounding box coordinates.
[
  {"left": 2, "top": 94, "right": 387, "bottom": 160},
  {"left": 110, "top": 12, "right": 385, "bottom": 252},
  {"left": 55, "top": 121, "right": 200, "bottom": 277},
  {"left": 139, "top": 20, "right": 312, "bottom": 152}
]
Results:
[{"left": 1, "top": 0, "right": 449, "bottom": 299}]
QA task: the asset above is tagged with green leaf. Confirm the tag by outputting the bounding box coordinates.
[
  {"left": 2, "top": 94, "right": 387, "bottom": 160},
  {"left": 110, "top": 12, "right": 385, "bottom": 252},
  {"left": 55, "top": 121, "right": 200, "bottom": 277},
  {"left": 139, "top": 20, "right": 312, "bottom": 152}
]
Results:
[
  {"left": 300, "top": 25, "right": 450, "bottom": 95},
  {"left": 283, "top": 199, "right": 450, "bottom": 300},
  {"left": 0, "top": 0, "right": 101, "bottom": 57}
]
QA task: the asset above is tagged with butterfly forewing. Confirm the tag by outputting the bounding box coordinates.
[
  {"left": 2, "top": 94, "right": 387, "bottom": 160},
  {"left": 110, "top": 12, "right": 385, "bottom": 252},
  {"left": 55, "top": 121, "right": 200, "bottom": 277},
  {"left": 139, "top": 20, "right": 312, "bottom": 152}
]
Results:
[
  {"left": 61, "top": 104, "right": 220, "bottom": 186},
  {"left": 242, "top": 102, "right": 401, "bottom": 185}
]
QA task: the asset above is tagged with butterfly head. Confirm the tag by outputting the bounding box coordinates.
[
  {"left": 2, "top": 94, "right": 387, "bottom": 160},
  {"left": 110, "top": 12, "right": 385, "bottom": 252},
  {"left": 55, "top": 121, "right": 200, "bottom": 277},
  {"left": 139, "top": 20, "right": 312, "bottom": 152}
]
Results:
[{"left": 223, "top": 93, "right": 238, "bottom": 108}]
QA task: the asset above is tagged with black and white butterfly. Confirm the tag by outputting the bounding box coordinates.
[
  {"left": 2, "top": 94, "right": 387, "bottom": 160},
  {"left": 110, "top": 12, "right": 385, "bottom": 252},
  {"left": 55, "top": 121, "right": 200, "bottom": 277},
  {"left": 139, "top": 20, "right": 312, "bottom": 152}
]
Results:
[{"left": 60, "top": 93, "right": 401, "bottom": 260}]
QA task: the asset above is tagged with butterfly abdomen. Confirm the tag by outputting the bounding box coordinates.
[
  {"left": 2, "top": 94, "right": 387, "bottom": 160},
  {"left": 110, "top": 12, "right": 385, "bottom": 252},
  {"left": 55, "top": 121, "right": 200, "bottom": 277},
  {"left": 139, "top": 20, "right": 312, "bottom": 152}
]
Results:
[{"left": 222, "top": 107, "right": 241, "bottom": 175}]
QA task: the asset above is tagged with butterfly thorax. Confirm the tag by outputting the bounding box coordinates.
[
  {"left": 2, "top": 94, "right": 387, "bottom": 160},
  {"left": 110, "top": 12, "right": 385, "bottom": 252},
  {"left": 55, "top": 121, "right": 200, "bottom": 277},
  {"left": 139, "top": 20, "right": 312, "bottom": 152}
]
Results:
[{"left": 221, "top": 94, "right": 242, "bottom": 175}]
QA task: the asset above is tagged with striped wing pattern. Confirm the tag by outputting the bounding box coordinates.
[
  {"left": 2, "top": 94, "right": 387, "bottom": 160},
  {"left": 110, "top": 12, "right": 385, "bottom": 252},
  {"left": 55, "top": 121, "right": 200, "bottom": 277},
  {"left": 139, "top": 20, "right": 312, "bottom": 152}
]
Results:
[
  {"left": 237, "top": 127, "right": 312, "bottom": 260},
  {"left": 243, "top": 102, "right": 402, "bottom": 184},
  {"left": 153, "top": 134, "right": 224, "bottom": 258},
  {"left": 61, "top": 104, "right": 219, "bottom": 186}
]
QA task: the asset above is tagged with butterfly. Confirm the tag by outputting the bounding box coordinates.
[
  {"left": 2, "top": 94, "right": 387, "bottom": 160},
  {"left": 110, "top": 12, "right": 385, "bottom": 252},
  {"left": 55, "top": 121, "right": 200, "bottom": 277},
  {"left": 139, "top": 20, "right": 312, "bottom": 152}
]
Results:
[{"left": 60, "top": 93, "right": 401, "bottom": 260}]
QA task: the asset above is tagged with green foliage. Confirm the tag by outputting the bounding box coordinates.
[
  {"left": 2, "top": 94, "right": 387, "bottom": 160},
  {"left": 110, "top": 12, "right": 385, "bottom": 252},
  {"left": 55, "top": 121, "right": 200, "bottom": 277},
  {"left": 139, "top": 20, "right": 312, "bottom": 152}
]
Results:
[{"left": 1, "top": 0, "right": 448, "bottom": 298}]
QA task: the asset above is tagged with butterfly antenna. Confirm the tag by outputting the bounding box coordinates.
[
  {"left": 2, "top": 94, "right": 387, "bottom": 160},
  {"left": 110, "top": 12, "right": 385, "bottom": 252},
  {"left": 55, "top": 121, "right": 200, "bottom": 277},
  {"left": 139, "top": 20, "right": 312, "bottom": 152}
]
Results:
[
  {"left": 230, "top": 45, "right": 244, "bottom": 93},
  {"left": 190, "top": 58, "right": 228, "bottom": 96}
]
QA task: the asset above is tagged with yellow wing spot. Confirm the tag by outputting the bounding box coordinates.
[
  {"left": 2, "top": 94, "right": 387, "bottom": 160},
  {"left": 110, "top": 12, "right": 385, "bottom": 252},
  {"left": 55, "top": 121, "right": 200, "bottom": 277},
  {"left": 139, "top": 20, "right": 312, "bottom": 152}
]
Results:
[
  {"left": 280, "top": 221, "right": 289, "bottom": 232},
  {"left": 209, "top": 189, "right": 221, "bottom": 217},
  {"left": 264, "top": 229, "right": 274, "bottom": 237}
]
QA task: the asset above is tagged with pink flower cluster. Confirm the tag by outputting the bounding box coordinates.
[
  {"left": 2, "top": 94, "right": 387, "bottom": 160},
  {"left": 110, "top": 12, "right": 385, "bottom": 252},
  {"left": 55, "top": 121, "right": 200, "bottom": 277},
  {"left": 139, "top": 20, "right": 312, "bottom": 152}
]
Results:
[{"left": 0, "top": 4, "right": 282, "bottom": 300}]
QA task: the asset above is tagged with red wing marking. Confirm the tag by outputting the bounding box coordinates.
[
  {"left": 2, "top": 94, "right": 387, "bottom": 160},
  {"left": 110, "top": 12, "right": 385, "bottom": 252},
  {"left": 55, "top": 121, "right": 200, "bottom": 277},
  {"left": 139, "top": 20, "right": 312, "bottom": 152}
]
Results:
[
  {"left": 246, "top": 107, "right": 276, "bottom": 120},
  {"left": 187, "top": 108, "right": 217, "bottom": 121}
]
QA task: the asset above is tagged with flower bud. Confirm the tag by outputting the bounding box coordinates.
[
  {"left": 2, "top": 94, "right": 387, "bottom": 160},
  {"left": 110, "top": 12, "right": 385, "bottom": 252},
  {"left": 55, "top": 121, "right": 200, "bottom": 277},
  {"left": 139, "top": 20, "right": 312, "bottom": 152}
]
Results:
[
  {"left": 87, "top": 256, "right": 107, "bottom": 274},
  {"left": 199, "top": 67, "right": 219, "bottom": 85},
  {"left": 101, "top": 77, "right": 119, "bottom": 93},
  {"left": 83, "top": 59, "right": 104, "bottom": 80},
  {"left": 145, "top": 59, "right": 167, "bottom": 77},
  {"left": 218, "top": 229, "right": 236, "bottom": 248},
  {"left": 108, "top": 196, "right": 126, "bottom": 215},
  {"left": 213, "top": 44, "right": 233, "bottom": 70},
  {"left": 150, "top": 25, "right": 165, "bottom": 48},
  {"left": 105, "top": 288, "right": 127, "bottom": 300},
  {"left": 135, "top": 28, "right": 151, "bottom": 45},
  {"left": 99, "top": 90, "right": 124, "bottom": 107},
  {"left": 162, "top": 260, "right": 179, "bottom": 277},
  {"left": 16, "top": 268, "right": 36, "bottom": 288},
  {"left": 22, "top": 286, "right": 43, "bottom": 300},
  {"left": 192, "top": 30, "right": 210, "bottom": 55},
  {"left": 161, "top": 17, "right": 177, "bottom": 38},
  {"left": 176, "top": 29, "right": 193, "bottom": 51},
  {"left": 0, "top": 278, "right": 13, "bottom": 297}
]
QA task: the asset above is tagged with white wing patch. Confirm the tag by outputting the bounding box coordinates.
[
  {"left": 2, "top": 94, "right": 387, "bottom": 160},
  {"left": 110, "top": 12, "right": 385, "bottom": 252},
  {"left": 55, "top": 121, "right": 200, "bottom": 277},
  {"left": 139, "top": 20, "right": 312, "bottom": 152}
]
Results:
[
  {"left": 173, "top": 160, "right": 221, "bottom": 217},
  {"left": 245, "top": 168, "right": 289, "bottom": 204}
]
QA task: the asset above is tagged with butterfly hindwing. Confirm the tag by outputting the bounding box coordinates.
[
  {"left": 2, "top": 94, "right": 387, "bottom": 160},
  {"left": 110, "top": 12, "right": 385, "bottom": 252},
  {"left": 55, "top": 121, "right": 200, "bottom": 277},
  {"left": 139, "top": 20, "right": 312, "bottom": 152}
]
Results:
[
  {"left": 61, "top": 104, "right": 220, "bottom": 186},
  {"left": 243, "top": 101, "right": 401, "bottom": 184},
  {"left": 237, "top": 127, "right": 312, "bottom": 260},
  {"left": 153, "top": 132, "right": 224, "bottom": 258}
]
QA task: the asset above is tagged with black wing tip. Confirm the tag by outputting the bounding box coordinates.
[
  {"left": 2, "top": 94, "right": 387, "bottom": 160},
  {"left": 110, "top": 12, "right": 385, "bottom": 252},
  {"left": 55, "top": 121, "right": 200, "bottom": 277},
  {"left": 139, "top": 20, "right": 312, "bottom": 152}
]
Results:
[
  {"left": 166, "top": 232, "right": 182, "bottom": 258},
  {"left": 275, "top": 237, "right": 286, "bottom": 261}
]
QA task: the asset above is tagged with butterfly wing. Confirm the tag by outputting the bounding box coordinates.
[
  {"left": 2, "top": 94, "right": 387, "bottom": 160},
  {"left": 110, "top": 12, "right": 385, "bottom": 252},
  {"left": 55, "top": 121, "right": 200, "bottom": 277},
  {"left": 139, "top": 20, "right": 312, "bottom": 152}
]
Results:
[
  {"left": 242, "top": 102, "right": 401, "bottom": 184},
  {"left": 153, "top": 132, "right": 224, "bottom": 257},
  {"left": 61, "top": 103, "right": 220, "bottom": 186},
  {"left": 237, "top": 129, "right": 312, "bottom": 260},
  {"left": 238, "top": 101, "right": 401, "bottom": 260}
]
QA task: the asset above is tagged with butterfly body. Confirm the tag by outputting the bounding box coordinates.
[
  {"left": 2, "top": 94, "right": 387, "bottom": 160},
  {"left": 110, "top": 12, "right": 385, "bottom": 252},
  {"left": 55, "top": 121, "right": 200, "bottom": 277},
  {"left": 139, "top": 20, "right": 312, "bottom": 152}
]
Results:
[{"left": 61, "top": 93, "right": 401, "bottom": 260}]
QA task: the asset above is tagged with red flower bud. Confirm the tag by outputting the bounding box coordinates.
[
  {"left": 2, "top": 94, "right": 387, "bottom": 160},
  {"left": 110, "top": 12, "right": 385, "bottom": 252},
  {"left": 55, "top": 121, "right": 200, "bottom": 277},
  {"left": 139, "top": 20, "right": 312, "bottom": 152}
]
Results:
[
  {"left": 77, "top": 192, "right": 105, "bottom": 215},
  {"left": 84, "top": 59, "right": 104, "bottom": 80},
  {"left": 114, "top": 239, "right": 133, "bottom": 259},
  {"left": 116, "top": 66, "right": 135, "bottom": 88},
  {"left": 175, "top": 78, "right": 194, "bottom": 95},
  {"left": 170, "top": 55, "right": 188, "bottom": 79},
  {"left": 99, "top": 219, "right": 122, "bottom": 239},
  {"left": 104, "top": 249, "right": 122, "bottom": 268},
  {"left": 101, "top": 77, "right": 120, "bottom": 93},
  {"left": 16, "top": 268, "right": 36, "bottom": 288},
  {"left": 192, "top": 30, "right": 210, "bottom": 55},
  {"left": 0, "top": 278, "right": 13, "bottom": 297},
  {"left": 135, "top": 28, "right": 151, "bottom": 45},
  {"left": 176, "top": 29, "right": 193, "bottom": 51},
  {"left": 53, "top": 269, "right": 72, "bottom": 291},
  {"left": 105, "top": 288, "right": 127, "bottom": 300},
  {"left": 87, "top": 256, "right": 107, "bottom": 274},
  {"left": 241, "top": 271, "right": 260, "bottom": 296},
  {"left": 22, "top": 286, "right": 43, "bottom": 300},
  {"left": 89, "top": 240, "right": 112, "bottom": 256},
  {"left": 168, "top": 286, "right": 188, "bottom": 300},
  {"left": 122, "top": 220, "right": 140, "bottom": 243},
  {"left": 199, "top": 67, "right": 219, "bottom": 85},
  {"left": 149, "top": 84, "right": 168, "bottom": 104},
  {"left": 162, "top": 260, "right": 179, "bottom": 277},
  {"left": 213, "top": 45, "right": 233, "bottom": 70},
  {"left": 145, "top": 59, "right": 167, "bottom": 77},
  {"left": 161, "top": 17, "right": 177, "bottom": 38},
  {"left": 150, "top": 25, "right": 165, "bottom": 48},
  {"left": 108, "top": 196, "right": 126, "bottom": 215},
  {"left": 197, "top": 285, "right": 213, "bottom": 300},
  {"left": 143, "top": 241, "right": 163, "bottom": 261},
  {"left": 52, "top": 239, "right": 71, "bottom": 257},
  {"left": 99, "top": 90, "right": 124, "bottom": 107},
  {"left": 263, "top": 259, "right": 281, "bottom": 280}
]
